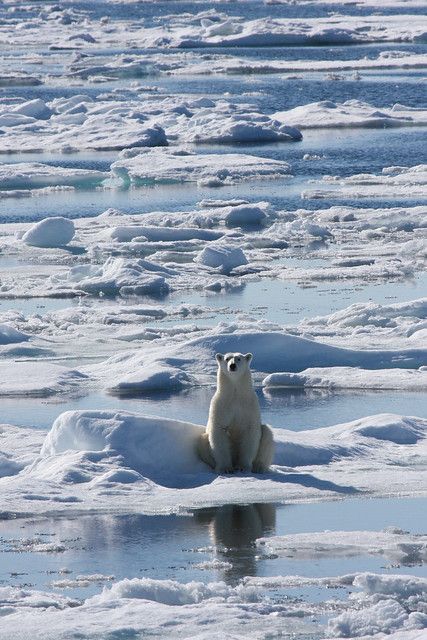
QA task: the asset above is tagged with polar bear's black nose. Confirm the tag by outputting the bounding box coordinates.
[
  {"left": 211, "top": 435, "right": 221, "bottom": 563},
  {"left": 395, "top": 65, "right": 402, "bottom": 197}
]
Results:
[{"left": 230, "top": 362, "right": 236, "bottom": 371}]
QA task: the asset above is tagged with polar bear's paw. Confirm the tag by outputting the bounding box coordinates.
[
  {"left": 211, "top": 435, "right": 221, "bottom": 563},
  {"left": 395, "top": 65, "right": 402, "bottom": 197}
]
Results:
[
  {"left": 252, "top": 462, "right": 269, "bottom": 474},
  {"left": 215, "top": 465, "right": 234, "bottom": 474}
]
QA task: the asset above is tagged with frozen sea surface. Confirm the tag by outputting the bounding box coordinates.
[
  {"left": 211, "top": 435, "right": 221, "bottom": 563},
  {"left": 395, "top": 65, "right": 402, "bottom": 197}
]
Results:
[{"left": 0, "top": 0, "right": 426, "bottom": 638}]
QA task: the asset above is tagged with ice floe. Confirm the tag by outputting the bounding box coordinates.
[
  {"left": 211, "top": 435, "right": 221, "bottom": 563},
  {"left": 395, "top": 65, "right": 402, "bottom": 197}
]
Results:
[
  {"left": 179, "top": 51, "right": 427, "bottom": 76},
  {"left": 0, "top": 410, "right": 425, "bottom": 518},
  {"left": 257, "top": 529, "right": 427, "bottom": 563},
  {"left": 263, "top": 367, "right": 427, "bottom": 390},
  {"left": 111, "top": 148, "right": 291, "bottom": 186},
  {"left": 327, "top": 573, "right": 427, "bottom": 638},
  {"left": 171, "top": 15, "right": 427, "bottom": 48},
  {"left": 0, "top": 362, "right": 89, "bottom": 397},
  {"left": 304, "top": 164, "right": 427, "bottom": 200},
  {"left": 275, "top": 100, "right": 427, "bottom": 130},
  {"left": 0, "top": 163, "right": 107, "bottom": 191},
  {"left": 85, "top": 330, "right": 427, "bottom": 393}
]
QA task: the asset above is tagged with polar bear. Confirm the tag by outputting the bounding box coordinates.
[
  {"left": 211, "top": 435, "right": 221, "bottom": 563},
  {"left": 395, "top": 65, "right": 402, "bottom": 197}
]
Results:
[{"left": 197, "top": 352, "right": 274, "bottom": 474}]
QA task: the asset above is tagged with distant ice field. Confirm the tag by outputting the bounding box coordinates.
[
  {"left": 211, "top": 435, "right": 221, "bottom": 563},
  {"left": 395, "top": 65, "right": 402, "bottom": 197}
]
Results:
[{"left": 1, "top": 126, "right": 425, "bottom": 223}]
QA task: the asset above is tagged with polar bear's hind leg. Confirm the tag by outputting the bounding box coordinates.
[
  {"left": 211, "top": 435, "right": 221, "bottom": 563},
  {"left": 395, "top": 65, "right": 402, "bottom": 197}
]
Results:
[
  {"left": 252, "top": 424, "right": 274, "bottom": 473},
  {"left": 196, "top": 432, "right": 216, "bottom": 470}
]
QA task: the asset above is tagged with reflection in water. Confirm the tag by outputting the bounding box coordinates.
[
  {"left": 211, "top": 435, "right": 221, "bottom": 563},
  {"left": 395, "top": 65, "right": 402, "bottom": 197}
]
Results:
[{"left": 194, "top": 503, "right": 276, "bottom": 584}]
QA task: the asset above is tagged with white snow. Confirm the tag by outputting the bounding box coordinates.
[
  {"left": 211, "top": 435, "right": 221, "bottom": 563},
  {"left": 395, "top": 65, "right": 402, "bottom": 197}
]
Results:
[
  {"left": 0, "top": 1, "right": 426, "bottom": 638},
  {"left": 22, "top": 217, "right": 75, "bottom": 248},
  {"left": 90, "top": 331, "right": 426, "bottom": 387}
]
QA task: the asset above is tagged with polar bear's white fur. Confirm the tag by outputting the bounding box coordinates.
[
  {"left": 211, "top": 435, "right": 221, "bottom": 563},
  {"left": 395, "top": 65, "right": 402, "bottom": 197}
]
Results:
[{"left": 197, "top": 352, "right": 274, "bottom": 474}]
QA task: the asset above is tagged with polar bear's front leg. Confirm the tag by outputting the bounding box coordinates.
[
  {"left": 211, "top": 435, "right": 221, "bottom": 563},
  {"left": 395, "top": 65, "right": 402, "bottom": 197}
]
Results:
[
  {"left": 235, "top": 426, "right": 261, "bottom": 472},
  {"left": 209, "top": 426, "right": 233, "bottom": 474}
]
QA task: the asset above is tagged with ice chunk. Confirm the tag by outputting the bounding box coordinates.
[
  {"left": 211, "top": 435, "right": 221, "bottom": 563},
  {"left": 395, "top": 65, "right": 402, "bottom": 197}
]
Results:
[
  {"left": 225, "top": 204, "right": 268, "bottom": 227},
  {"left": 195, "top": 244, "right": 248, "bottom": 274},
  {"left": 40, "top": 410, "right": 207, "bottom": 483},
  {"left": 106, "top": 225, "right": 222, "bottom": 242},
  {"left": 186, "top": 113, "right": 302, "bottom": 144},
  {"left": 12, "top": 99, "right": 52, "bottom": 121},
  {"left": 0, "top": 325, "right": 30, "bottom": 345},
  {"left": 22, "top": 217, "right": 75, "bottom": 248},
  {"left": 56, "top": 257, "right": 171, "bottom": 297},
  {"left": 109, "top": 363, "right": 195, "bottom": 395}
]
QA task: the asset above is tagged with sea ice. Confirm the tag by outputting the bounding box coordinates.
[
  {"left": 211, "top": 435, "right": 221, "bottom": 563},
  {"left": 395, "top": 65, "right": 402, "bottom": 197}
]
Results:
[
  {"left": 304, "top": 164, "right": 427, "bottom": 200},
  {"left": 51, "top": 257, "right": 172, "bottom": 297},
  {"left": 0, "top": 324, "right": 29, "bottom": 345},
  {"left": 195, "top": 244, "right": 248, "bottom": 274},
  {"left": 257, "top": 529, "right": 427, "bottom": 564},
  {"left": 0, "top": 163, "right": 107, "bottom": 190},
  {"left": 274, "top": 100, "right": 427, "bottom": 129},
  {"left": 0, "top": 362, "right": 88, "bottom": 397},
  {"left": 22, "top": 217, "right": 75, "bottom": 248},
  {"left": 263, "top": 367, "right": 427, "bottom": 391},
  {"left": 0, "top": 411, "right": 425, "bottom": 517},
  {"left": 111, "top": 148, "right": 291, "bottom": 186}
]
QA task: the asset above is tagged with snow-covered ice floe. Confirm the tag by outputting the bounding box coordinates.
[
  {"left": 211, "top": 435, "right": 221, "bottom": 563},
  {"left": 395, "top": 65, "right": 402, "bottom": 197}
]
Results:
[
  {"left": 257, "top": 529, "right": 427, "bottom": 563},
  {"left": 179, "top": 51, "right": 427, "bottom": 76},
  {"left": 169, "top": 14, "right": 427, "bottom": 48},
  {"left": 0, "top": 163, "right": 107, "bottom": 191},
  {"left": 0, "top": 410, "right": 426, "bottom": 517},
  {"left": 111, "top": 148, "right": 291, "bottom": 187},
  {"left": 274, "top": 100, "right": 427, "bottom": 130},
  {"left": 85, "top": 330, "right": 427, "bottom": 393},
  {"left": 303, "top": 164, "right": 427, "bottom": 200},
  {"left": 0, "top": 362, "right": 89, "bottom": 397},
  {"left": 263, "top": 367, "right": 427, "bottom": 390}
]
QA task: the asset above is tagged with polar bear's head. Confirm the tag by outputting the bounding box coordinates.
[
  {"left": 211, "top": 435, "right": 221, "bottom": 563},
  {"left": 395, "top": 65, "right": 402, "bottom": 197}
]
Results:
[{"left": 216, "top": 352, "right": 253, "bottom": 378}]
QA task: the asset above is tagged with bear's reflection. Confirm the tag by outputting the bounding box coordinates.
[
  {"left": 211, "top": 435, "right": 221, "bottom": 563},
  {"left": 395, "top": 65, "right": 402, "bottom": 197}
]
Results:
[{"left": 194, "top": 503, "right": 276, "bottom": 584}]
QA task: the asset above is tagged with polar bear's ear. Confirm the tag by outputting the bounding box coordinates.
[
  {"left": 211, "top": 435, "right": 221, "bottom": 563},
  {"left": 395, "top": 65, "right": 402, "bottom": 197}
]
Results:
[
  {"left": 215, "top": 353, "right": 224, "bottom": 363},
  {"left": 244, "top": 353, "right": 253, "bottom": 363}
]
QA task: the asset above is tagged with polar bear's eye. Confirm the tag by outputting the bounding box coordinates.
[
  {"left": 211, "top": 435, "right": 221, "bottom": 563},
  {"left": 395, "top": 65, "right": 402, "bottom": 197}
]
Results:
[
  {"left": 225, "top": 356, "right": 231, "bottom": 362},
  {"left": 236, "top": 357, "right": 241, "bottom": 362}
]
